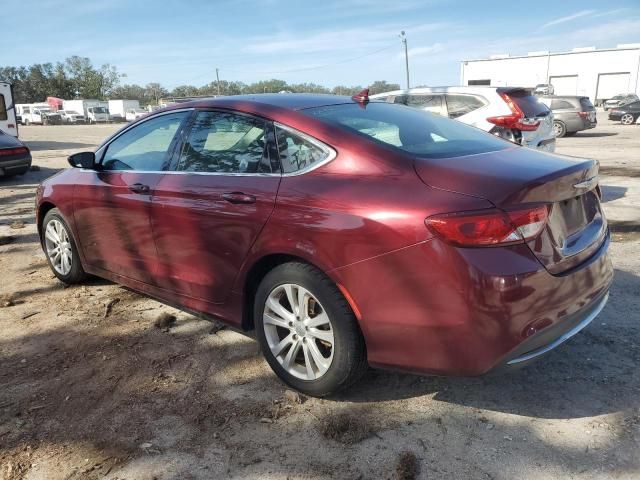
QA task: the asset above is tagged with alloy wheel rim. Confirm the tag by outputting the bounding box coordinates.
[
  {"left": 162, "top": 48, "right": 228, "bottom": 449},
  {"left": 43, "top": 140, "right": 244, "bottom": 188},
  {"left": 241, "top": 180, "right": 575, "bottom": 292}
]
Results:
[
  {"left": 553, "top": 122, "right": 563, "bottom": 136},
  {"left": 622, "top": 114, "right": 634, "bottom": 125},
  {"left": 44, "top": 219, "right": 73, "bottom": 275},
  {"left": 263, "top": 283, "right": 334, "bottom": 380}
]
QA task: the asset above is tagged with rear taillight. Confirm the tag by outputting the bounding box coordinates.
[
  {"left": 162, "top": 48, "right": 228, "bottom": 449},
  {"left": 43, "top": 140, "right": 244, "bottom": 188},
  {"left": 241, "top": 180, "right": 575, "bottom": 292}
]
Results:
[
  {"left": 426, "top": 205, "right": 549, "bottom": 247},
  {"left": 0, "top": 147, "right": 29, "bottom": 156},
  {"left": 487, "top": 92, "right": 540, "bottom": 131},
  {"left": 578, "top": 112, "right": 589, "bottom": 119}
]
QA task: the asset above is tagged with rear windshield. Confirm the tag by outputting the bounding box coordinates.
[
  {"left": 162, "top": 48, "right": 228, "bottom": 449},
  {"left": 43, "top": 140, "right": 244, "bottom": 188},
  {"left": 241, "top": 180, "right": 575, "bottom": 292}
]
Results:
[
  {"left": 579, "top": 97, "right": 595, "bottom": 110},
  {"left": 303, "top": 102, "right": 511, "bottom": 159},
  {"left": 507, "top": 90, "right": 550, "bottom": 117}
]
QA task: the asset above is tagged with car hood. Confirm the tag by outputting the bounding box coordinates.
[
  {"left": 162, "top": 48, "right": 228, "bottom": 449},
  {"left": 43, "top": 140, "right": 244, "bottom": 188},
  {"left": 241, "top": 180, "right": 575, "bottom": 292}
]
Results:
[{"left": 413, "top": 146, "right": 598, "bottom": 206}]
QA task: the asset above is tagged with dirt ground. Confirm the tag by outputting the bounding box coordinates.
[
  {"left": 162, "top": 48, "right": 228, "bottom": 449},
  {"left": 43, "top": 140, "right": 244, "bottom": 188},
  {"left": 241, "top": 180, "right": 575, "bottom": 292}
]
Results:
[{"left": 1, "top": 117, "right": 639, "bottom": 480}]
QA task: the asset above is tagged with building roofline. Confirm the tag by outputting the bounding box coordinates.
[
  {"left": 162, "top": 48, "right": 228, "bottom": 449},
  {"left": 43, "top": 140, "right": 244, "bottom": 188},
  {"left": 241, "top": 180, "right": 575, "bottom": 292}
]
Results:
[{"left": 462, "top": 45, "right": 640, "bottom": 63}]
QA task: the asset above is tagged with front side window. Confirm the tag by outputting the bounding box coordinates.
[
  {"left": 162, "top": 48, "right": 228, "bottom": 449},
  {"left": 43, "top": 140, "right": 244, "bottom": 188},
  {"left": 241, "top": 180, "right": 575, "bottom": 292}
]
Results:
[
  {"left": 304, "top": 102, "right": 509, "bottom": 160},
  {"left": 445, "top": 94, "right": 486, "bottom": 118},
  {"left": 275, "top": 126, "right": 332, "bottom": 174},
  {"left": 177, "top": 111, "right": 270, "bottom": 173},
  {"left": 101, "top": 111, "right": 188, "bottom": 171}
]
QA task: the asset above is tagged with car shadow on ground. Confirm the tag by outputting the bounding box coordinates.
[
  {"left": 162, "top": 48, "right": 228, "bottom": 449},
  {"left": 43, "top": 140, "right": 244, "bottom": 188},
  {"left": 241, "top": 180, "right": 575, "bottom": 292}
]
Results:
[
  {"left": 572, "top": 132, "right": 619, "bottom": 138},
  {"left": 601, "top": 185, "right": 627, "bottom": 202},
  {"left": 24, "top": 140, "right": 94, "bottom": 151},
  {"left": 0, "top": 166, "right": 63, "bottom": 187},
  {"left": 337, "top": 268, "right": 640, "bottom": 420}
]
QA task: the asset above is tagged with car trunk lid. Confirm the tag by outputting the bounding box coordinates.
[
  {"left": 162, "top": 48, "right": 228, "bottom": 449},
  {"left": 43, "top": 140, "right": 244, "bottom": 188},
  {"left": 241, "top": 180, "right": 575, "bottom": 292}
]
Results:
[{"left": 413, "top": 146, "right": 606, "bottom": 274}]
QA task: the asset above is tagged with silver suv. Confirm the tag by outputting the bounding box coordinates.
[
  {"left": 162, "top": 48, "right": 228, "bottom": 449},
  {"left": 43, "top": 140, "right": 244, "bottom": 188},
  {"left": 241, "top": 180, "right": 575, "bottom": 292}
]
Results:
[{"left": 371, "top": 86, "right": 555, "bottom": 152}]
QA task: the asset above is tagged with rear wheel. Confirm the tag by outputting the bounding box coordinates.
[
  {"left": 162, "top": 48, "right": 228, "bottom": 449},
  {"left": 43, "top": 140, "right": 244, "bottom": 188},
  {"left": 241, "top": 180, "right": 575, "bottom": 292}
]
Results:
[
  {"left": 621, "top": 113, "right": 635, "bottom": 125},
  {"left": 553, "top": 121, "right": 566, "bottom": 138},
  {"left": 42, "top": 209, "right": 87, "bottom": 284},
  {"left": 254, "top": 262, "right": 367, "bottom": 396}
]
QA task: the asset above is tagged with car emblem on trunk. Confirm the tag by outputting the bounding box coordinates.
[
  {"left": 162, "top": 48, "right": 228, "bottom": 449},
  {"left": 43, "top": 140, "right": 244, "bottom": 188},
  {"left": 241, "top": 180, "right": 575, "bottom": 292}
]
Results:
[{"left": 573, "top": 176, "right": 597, "bottom": 190}]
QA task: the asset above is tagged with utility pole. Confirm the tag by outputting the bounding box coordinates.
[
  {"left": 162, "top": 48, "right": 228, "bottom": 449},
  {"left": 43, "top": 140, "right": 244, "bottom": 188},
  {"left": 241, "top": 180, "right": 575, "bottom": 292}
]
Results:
[
  {"left": 400, "top": 31, "right": 410, "bottom": 89},
  {"left": 216, "top": 68, "right": 221, "bottom": 96}
]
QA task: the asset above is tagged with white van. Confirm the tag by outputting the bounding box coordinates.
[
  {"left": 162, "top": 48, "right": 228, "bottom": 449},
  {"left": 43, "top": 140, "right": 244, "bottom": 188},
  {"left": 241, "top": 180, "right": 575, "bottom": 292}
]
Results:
[{"left": 0, "top": 82, "right": 19, "bottom": 137}]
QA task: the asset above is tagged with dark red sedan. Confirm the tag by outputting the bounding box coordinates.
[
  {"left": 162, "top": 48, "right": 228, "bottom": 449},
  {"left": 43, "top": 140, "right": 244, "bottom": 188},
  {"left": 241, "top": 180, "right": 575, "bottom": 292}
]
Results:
[{"left": 36, "top": 93, "right": 613, "bottom": 396}]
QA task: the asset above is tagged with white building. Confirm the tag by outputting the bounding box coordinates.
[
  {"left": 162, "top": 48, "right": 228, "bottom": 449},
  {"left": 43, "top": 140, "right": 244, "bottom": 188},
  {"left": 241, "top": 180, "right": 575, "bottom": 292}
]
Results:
[{"left": 460, "top": 44, "right": 640, "bottom": 104}]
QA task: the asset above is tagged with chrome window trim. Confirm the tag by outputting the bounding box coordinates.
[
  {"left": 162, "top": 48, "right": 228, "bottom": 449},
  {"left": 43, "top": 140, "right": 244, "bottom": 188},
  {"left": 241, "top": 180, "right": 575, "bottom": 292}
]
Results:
[
  {"left": 274, "top": 122, "right": 337, "bottom": 176},
  {"left": 78, "top": 169, "right": 279, "bottom": 177}
]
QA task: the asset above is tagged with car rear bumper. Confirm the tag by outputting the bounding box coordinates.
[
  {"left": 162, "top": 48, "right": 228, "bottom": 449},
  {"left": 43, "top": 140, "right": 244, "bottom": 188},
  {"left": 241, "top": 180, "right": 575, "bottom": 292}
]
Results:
[
  {"left": 0, "top": 155, "right": 32, "bottom": 175},
  {"left": 334, "top": 230, "right": 613, "bottom": 376}
]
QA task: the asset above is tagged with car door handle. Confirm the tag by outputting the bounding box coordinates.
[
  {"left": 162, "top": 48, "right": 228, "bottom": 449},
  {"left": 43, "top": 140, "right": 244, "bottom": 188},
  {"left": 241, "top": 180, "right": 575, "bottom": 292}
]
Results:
[
  {"left": 222, "top": 192, "right": 256, "bottom": 204},
  {"left": 129, "top": 183, "right": 150, "bottom": 194}
]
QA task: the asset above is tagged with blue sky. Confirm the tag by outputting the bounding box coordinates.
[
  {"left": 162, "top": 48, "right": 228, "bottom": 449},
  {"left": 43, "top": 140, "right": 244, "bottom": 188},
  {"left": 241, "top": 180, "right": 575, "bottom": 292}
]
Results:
[{"left": 3, "top": 0, "right": 640, "bottom": 89}]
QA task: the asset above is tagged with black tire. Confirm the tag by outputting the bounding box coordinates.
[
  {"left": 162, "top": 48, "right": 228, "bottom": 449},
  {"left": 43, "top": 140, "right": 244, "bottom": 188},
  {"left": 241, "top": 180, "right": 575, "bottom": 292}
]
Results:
[
  {"left": 254, "top": 262, "right": 367, "bottom": 397},
  {"left": 42, "top": 208, "right": 88, "bottom": 284},
  {"left": 553, "top": 120, "right": 566, "bottom": 138}
]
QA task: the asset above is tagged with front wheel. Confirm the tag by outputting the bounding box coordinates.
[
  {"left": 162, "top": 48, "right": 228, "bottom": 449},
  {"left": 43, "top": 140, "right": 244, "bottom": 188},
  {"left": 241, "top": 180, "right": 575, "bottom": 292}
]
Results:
[
  {"left": 621, "top": 113, "right": 635, "bottom": 125},
  {"left": 254, "top": 262, "right": 367, "bottom": 396},
  {"left": 42, "top": 208, "right": 87, "bottom": 284}
]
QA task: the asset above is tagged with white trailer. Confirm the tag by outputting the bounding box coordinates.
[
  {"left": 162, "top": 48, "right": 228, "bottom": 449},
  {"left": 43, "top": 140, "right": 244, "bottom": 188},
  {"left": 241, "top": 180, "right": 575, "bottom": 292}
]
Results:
[
  {"left": 0, "top": 82, "right": 19, "bottom": 137},
  {"left": 108, "top": 99, "right": 140, "bottom": 122},
  {"left": 62, "top": 99, "right": 110, "bottom": 123}
]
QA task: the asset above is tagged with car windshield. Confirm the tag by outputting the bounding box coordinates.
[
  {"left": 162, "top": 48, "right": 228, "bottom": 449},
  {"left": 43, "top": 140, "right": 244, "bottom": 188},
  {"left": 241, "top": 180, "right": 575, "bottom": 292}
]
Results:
[
  {"left": 92, "top": 107, "right": 108, "bottom": 113},
  {"left": 303, "top": 102, "right": 511, "bottom": 159}
]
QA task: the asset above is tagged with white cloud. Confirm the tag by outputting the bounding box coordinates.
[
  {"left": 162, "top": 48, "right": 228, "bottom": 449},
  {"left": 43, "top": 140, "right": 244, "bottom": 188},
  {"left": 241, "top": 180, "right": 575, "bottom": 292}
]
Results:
[
  {"left": 540, "top": 9, "right": 596, "bottom": 29},
  {"left": 400, "top": 43, "right": 445, "bottom": 59}
]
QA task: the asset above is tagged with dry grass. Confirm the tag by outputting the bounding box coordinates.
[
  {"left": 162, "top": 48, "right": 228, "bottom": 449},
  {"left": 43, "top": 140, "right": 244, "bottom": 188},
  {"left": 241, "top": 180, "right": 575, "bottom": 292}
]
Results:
[
  {"left": 318, "top": 412, "right": 374, "bottom": 444},
  {"left": 395, "top": 451, "right": 419, "bottom": 480}
]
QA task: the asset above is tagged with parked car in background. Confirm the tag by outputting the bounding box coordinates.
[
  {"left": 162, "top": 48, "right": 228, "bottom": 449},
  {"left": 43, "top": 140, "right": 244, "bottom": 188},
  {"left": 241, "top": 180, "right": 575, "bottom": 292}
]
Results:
[
  {"left": 0, "top": 82, "right": 19, "bottom": 137},
  {"left": 36, "top": 93, "right": 611, "bottom": 396},
  {"left": 603, "top": 93, "right": 638, "bottom": 111},
  {"left": 58, "top": 110, "right": 86, "bottom": 124},
  {"left": 125, "top": 108, "right": 147, "bottom": 121},
  {"left": 0, "top": 129, "right": 31, "bottom": 176},
  {"left": 16, "top": 104, "right": 62, "bottom": 125},
  {"left": 540, "top": 96, "right": 596, "bottom": 137},
  {"left": 533, "top": 83, "right": 554, "bottom": 95},
  {"left": 608, "top": 101, "right": 640, "bottom": 125},
  {"left": 371, "top": 86, "right": 556, "bottom": 151}
]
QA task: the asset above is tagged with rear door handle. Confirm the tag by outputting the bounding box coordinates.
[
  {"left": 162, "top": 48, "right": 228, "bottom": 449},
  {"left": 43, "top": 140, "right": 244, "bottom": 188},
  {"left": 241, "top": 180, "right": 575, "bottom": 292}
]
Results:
[
  {"left": 222, "top": 192, "right": 256, "bottom": 204},
  {"left": 129, "top": 183, "right": 150, "bottom": 194}
]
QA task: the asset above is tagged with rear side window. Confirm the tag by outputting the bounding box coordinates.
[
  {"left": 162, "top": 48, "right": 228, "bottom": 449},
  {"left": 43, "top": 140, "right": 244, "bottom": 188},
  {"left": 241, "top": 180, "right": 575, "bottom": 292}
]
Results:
[
  {"left": 0, "top": 95, "right": 6, "bottom": 121},
  {"left": 276, "top": 126, "right": 332, "bottom": 174},
  {"left": 579, "top": 98, "right": 594, "bottom": 110},
  {"left": 445, "top": 94, "right": 486, "bottom": 118},
  {"left": 178, "top": 111, "right": 270, "bottom": 173},
  {"left": 506, "top": 90, "right": 550, "bottom": 117},
  {"left": 550, "top": 99, "right": 575, "bottom": 110},
  {"left": 304, "top": 102, "right": 509, "bottom": 160}
]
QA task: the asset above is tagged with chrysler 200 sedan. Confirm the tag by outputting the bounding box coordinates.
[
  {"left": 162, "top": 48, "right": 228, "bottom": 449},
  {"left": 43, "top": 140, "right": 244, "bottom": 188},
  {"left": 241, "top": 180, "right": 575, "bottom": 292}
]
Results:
[{"left": 36, "top": 93, "right": 613, "bottom": 396}]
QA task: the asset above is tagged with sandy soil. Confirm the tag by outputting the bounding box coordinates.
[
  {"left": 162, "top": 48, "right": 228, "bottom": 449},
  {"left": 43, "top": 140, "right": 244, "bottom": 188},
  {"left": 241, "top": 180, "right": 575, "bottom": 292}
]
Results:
[{"left": 1, "top": 118, "right": 639, "bottom": 480}]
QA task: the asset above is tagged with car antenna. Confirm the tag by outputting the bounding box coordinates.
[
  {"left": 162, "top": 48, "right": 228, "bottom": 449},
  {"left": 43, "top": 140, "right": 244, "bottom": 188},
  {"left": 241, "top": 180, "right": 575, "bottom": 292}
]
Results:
[{"left": 351, "top": 88, "right": 370, "bottom": 104}]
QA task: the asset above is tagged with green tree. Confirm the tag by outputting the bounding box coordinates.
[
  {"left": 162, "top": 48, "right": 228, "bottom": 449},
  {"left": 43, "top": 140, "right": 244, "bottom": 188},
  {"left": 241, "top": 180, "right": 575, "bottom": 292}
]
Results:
[
  {"left": 368, "top": 80, "right": 401, "bottom": 95},
  {"left": 144, "top": 82, "right": 169, "bottom": 104},
  {"left": 331, "top": 85, "right": 364, "bottom": 96},
  {"left": 110, "top": 84, "right": 146, "bottom": 102}
]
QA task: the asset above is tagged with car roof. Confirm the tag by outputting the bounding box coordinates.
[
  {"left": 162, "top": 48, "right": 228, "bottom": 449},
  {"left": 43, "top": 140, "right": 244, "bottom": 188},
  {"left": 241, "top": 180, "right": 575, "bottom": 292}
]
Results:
[{"left": 163, "top": 93, "right": 355, "bottom": 112}]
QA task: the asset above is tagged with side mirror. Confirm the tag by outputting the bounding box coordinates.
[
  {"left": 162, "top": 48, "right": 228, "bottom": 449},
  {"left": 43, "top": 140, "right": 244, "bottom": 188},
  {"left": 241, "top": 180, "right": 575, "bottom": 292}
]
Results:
[{"left": 68, "top": 151, "right": 96, "bottom": 169}]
